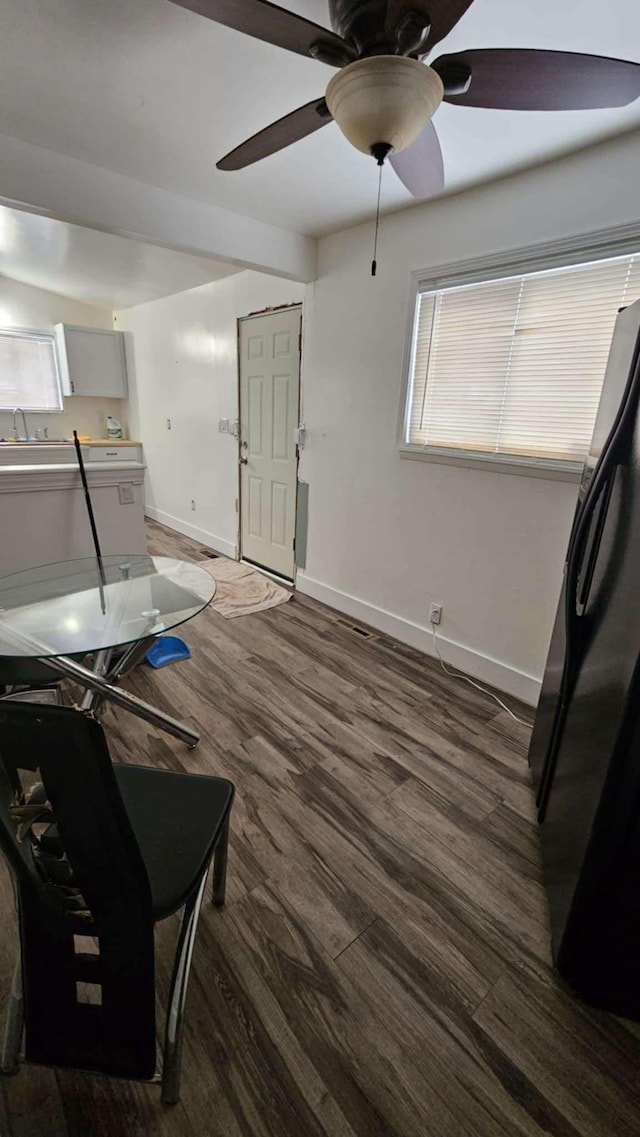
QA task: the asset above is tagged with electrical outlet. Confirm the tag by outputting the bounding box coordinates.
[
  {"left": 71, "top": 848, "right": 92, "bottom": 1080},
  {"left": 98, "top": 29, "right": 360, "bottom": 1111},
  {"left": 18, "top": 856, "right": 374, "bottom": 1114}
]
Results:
[
  {"left": 190, "top": 499, "right": 196, "bottom": 511},
  {"left": 166, "top": 418, "right": 171, "bottom": 430},
  {"left": 429, "top": 603, "right": 442, "bottom": 625}
]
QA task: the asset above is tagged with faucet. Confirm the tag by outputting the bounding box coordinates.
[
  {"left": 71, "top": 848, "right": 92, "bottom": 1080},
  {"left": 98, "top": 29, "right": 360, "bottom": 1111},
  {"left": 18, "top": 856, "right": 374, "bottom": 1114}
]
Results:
[{"left": 12, "top": 407, "right": 28, "bottom": 441}]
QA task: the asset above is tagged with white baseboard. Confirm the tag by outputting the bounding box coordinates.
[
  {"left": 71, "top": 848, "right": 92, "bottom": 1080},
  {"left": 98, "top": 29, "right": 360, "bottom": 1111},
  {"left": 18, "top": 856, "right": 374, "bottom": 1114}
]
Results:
[
  {"left": 144, "top": 506, "right": 237, "bottom": 560},
  {"left": 296, "top": 572, "right": 540, "bottom": 707}
]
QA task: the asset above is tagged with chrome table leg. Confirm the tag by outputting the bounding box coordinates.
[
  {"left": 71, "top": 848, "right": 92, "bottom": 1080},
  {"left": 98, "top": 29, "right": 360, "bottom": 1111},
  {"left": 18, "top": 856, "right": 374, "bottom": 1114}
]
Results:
[
  {"left": 106, "top": 636, "right": 155, "bottom": 682},
  {"left": 80, "top": 648, "right": 113, "bottom": 714},
  {"left": 39, "top": 654, "right": 200, "bottom": 748}
]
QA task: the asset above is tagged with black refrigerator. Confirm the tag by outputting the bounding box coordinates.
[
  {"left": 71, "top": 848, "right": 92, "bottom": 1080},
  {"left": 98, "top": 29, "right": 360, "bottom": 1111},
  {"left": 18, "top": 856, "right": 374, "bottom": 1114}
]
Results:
[{"left": 528, "top": 297, "right": 640, "bottom": 1020}]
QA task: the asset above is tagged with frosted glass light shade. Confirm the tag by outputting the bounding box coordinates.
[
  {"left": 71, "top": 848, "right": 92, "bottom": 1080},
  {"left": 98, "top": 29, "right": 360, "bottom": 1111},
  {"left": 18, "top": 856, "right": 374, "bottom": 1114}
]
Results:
[{"left": 325, "top": 56, "right": 444, "bottom": 156}]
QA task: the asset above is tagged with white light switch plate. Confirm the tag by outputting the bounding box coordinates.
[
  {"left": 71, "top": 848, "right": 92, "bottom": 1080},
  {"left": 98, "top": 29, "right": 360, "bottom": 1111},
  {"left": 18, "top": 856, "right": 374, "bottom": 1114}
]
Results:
[{"left": 118, "top": 483, "right": 135, "bottom": 505}]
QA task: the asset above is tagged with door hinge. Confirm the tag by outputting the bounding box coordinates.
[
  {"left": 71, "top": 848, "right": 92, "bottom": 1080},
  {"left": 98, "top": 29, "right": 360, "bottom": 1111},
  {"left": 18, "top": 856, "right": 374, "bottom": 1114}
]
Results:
[{"left": 70, "top": 379, "right": 75, "bottom": 393}]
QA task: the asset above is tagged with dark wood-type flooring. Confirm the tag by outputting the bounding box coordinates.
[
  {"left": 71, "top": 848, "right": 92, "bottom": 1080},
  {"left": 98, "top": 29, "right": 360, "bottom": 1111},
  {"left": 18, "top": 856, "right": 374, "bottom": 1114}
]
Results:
[{"left": 3, "top": 517, "right": 640, "bottom": 1136}]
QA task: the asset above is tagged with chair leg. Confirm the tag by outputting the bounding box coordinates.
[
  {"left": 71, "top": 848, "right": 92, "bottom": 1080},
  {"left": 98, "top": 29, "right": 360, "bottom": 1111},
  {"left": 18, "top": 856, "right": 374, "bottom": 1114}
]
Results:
[
  {"left": 161, "top": 872, "right": 208, "bottom": 1105},
  {"left": 1, "top": 957, "right": 23, "bottom": 1075},
  {"left": 211, "top": 815, "right": 230, "bottom": 908}
]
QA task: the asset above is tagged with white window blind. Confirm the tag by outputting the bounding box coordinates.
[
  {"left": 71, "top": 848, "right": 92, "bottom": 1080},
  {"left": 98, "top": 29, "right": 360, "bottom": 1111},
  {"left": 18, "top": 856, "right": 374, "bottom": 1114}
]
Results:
[
  {"left": 0, "top": 329, "right": 63, "bottom": 413},
  {"left": 406, "top": 253, "right": 640, "bottom": 464}
]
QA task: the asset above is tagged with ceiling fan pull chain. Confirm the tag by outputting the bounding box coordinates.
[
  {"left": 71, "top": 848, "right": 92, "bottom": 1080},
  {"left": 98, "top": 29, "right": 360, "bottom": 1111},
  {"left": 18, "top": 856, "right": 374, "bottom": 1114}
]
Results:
[{"left": 371, "top": 158, "right": 384, "bottom": 277}]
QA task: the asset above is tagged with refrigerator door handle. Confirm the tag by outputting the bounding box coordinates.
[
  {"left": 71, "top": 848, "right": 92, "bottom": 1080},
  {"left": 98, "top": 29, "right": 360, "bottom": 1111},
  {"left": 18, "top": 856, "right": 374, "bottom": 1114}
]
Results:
[
  {"left": 537, "top": 351, "right": 640, "bottom": 820},
  {"left": 562, "top": 470, "right": 613, "bottom": 692},
  {"left": 575, "top": 472, "right": 617, "bottom": 615},
  {"left": 538, "top": 463, "right": 618, "bottom": 818}
]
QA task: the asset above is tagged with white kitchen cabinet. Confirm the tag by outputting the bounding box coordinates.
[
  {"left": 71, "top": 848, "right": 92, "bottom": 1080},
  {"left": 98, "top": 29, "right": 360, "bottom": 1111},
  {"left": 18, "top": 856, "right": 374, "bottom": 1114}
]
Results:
[
  {"left": 0, "top": 453, "right": 146, "bottom": 576},
  {"left": 55, "top": 324, "right": 128, "bottom": 398}
]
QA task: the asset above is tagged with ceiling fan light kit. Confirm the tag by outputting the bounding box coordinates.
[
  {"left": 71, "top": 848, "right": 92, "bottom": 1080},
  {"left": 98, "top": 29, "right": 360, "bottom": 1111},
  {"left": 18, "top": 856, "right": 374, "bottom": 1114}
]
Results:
[
  {"left": 171, "top": 0, "right": 640, "bottom": 194},
  {"left": 170, "top": 0, "right": 640, "bottom": 255},
  {"left": 325, "top": 56, "right": 444, "bottom": 157}
]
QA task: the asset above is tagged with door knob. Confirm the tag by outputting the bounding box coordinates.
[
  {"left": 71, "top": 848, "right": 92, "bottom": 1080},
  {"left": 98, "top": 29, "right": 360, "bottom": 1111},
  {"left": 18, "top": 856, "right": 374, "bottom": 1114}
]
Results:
[{"left": 239, "top": 456, "right": 248, "bottom": 465}]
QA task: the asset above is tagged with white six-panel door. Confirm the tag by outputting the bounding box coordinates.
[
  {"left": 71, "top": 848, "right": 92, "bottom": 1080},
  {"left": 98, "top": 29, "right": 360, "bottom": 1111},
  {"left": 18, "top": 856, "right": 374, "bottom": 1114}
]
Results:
[{"left": 239, "top": 307, "right": 301, "bottom": 579}]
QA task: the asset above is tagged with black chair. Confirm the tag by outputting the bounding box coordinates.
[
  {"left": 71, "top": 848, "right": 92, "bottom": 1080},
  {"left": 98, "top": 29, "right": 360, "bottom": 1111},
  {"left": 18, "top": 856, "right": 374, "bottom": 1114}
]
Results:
[
  {"left": 0, "top": 661, "right": 59, "bottom": 704},
  {"left": 0, "top": 701, "right": 234, "bottom": 1104},
  {"left": 0, "top": 656, "right": 88, "bottom": 704}
]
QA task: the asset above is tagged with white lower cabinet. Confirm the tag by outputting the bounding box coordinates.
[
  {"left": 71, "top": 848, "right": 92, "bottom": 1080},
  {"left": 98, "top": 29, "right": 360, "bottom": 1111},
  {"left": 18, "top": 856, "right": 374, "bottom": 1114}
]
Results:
[{"left": 0, "top": 465, "right": 146, "bottom": 576}]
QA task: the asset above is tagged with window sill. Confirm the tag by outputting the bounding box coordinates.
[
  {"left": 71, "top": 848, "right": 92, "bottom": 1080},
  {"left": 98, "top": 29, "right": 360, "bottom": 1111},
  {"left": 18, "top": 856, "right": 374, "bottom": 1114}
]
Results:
[{"left": 399, "top": 444, "right": 584, "bottom": 483}]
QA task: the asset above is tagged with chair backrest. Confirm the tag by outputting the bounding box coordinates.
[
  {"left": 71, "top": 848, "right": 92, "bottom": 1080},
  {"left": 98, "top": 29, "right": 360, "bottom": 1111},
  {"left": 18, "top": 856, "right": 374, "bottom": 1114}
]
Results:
[
  {"left": 0, "top": 702, "right": 157, "bottom": 1080},
  {"left": 0, "top": 653, "right": 87, "bottom": 688},
  {"left": 0, "top": 659, "right": 62, "bottom": 688}
]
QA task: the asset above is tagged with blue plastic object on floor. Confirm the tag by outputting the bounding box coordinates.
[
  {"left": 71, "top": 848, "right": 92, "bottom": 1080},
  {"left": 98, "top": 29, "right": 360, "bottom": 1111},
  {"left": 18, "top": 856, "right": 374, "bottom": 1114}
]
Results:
[{"left": 145, "top": 636, "right": 191, "bottom": 669}]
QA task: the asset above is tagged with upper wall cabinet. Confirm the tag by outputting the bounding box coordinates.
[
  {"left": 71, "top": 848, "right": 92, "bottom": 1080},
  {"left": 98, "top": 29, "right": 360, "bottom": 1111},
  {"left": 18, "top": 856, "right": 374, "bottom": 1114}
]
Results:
[{"left": 55, "top": 325, "right": 128, "bottom": 399}]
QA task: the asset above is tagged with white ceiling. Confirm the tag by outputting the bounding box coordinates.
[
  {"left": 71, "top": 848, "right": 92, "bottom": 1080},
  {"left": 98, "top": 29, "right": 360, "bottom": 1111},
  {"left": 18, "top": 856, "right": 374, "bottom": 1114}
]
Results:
[
  {"left": 1, "top": 0, "right": 640, "bottom": 237},
  {"left": 0, "top": 205, "right": 239, "bottom": 309}
]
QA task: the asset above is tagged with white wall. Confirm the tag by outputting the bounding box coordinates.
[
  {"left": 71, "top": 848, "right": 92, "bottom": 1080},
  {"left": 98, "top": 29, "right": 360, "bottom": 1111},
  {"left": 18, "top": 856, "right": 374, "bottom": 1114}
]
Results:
[
  {"left": 115, "top": 271, "right": 305, "bottom": 558},
  {"left": 0, "top": 277, "right": 127, "bottom": 438},
  {"left": 0, "top": 132, "right": 316, "bottom": 282},
  {"left": 118, "top": 130, "right": 640, "bottom": 704},
  {"left": 297, "top": 132, "right": 640, "bottom": 703}
]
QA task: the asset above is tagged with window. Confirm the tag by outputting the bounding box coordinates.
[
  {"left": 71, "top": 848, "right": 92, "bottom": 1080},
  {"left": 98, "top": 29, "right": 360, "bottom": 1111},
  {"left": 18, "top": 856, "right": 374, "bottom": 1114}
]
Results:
[
  {"left": 0, "top": 329, "right": 63, "bottom": 412},
  {"left": 403, "top": 252, "right": 640, "bottom": 470}
]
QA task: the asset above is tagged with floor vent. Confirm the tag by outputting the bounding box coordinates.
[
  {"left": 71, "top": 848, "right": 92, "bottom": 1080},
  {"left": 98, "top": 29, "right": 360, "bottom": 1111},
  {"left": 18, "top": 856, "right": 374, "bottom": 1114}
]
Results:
[
  {"left": 200, "top": 549, "right": 220, "bottom": 559},
  {"left": 338, "top": 619, "right": 377, "bottom": 641}
]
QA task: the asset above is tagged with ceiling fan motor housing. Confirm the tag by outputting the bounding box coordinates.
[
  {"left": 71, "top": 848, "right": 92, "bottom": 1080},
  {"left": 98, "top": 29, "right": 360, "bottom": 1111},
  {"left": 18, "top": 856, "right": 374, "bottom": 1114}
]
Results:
[{"left": 325, "top": 56, "right": 444, "bottom": 157}]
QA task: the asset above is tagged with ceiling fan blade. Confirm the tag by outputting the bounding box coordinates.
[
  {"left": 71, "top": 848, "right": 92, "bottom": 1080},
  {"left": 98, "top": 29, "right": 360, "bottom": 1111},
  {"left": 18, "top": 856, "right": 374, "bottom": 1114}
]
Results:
[
  {"left": 422, "top": 0, "right": 476, "bottom": 52},
  {"left": 433, "top": 49, "right": 640, "bottom": 110},
  {"left": 217, "top": 98, "right": 332, "bottom": 170},
  {"left": 169, "top": 0, "right": 352, "bottom": 63},
  {"left": 390, "top": 120, "right": 445, "bottom": 198}
]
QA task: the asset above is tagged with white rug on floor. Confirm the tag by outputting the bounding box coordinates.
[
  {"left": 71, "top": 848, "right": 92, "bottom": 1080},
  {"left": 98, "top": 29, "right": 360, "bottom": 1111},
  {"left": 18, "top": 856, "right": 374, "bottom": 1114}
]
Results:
[{"left": 199, "top": 557, "right": 292, "bottom": 619}]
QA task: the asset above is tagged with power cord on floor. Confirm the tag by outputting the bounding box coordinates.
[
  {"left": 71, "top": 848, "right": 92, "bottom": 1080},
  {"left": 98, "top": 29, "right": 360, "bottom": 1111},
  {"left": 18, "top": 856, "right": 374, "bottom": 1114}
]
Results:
[{"left": 430, "top": 624, "right": 531, "bottom": 728}]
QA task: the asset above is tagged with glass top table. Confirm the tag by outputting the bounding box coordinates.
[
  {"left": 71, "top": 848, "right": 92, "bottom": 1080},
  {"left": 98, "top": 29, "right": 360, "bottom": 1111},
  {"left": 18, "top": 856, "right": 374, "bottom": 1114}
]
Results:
[
  {"left": 0, "top": 555, "right": 217, "bottom": 748},
  {"left": 0, "top": 555, "right": 216, "bottom": 660}
]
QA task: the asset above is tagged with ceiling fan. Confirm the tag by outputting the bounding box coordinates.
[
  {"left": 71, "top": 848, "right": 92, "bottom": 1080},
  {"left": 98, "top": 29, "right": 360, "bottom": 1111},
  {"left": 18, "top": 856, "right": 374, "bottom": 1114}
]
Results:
[{"left": 169, "top": 0, "right": 640, "bottom": 200}]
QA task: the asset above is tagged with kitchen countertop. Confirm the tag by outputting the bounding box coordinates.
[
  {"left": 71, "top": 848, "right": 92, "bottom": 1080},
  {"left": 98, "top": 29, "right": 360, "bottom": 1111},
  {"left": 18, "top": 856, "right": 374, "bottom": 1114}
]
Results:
[
  {"left": 0, "top": 439, "right": 141, "bottom": 446},
  {"left": 0, "top": 461, "right": 145, "bottom": 473},
  {"left": 0, "top": 459, "right": 146, "bottom": 493},
  {"left": 0, "top": 440, "right": 145, "bottom": 483}
]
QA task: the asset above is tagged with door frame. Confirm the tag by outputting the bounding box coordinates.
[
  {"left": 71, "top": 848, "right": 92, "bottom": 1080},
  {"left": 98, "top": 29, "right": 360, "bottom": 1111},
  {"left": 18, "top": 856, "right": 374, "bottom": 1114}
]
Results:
[{"left": 236, "top": 302, "right": 303, "bottom": 583}]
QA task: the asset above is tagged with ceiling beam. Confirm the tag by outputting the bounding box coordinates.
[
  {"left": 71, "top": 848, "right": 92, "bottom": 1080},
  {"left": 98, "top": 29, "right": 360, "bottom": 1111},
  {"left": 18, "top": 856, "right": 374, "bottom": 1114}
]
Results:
[{"left": 0, "top": 132, "right": 317, "bottom": 283}]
